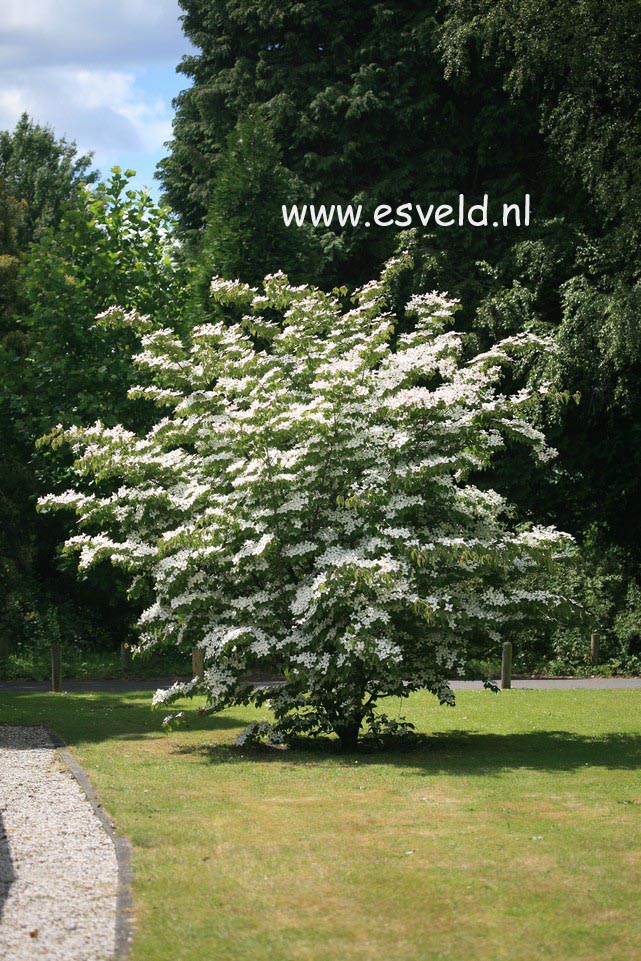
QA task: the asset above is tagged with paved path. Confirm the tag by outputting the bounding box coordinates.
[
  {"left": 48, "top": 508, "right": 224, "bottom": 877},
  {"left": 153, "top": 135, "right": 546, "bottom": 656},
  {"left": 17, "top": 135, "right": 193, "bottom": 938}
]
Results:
[
  {"left": 452, "top": 677, "right": 641, "bottom": 690},
  {"left": 1, "top": 676, "right": 641, "bottom": 694}
]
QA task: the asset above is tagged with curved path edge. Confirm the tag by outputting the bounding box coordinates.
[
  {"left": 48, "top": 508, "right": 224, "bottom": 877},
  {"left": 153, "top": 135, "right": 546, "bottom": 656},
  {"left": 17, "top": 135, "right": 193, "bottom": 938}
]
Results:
[{"left": 45, "top": 727, "right": 134, "bottom": 961}]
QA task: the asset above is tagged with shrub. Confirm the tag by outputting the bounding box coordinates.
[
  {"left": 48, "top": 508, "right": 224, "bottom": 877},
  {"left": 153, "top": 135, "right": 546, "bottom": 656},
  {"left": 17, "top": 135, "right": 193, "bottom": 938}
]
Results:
[{"left": 39, "top": 256, "right": 576, "bottom": 748}]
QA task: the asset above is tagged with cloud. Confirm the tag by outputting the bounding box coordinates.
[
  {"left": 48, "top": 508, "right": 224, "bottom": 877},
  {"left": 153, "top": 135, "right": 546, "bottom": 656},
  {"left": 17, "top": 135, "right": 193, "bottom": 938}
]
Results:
[
  {"left": 0, "top": 1, "right": 192, "bottom": 188},
  {"left": 0, "top": 0, "right": 187, "bottom": 68},
  {"left": 0, "top": 66, "right": 173, "bottom": 158}
]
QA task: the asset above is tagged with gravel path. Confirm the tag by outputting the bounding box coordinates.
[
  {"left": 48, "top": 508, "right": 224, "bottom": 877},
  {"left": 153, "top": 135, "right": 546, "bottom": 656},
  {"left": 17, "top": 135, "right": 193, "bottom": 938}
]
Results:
[{"left": 0, "top": 725, "right": 119, "bottom": 961}]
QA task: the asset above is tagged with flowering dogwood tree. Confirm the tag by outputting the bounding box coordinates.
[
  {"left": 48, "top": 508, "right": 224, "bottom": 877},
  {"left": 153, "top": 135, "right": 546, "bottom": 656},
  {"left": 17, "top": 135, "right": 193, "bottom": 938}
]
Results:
[{"left": 39, "top": 255, "right": 575, "bottom": 748}]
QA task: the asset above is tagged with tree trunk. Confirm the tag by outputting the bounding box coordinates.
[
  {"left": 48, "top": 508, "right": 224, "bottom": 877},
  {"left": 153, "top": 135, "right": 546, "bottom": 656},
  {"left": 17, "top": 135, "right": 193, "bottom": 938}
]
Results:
[{"left": 336, "top": 719, "right": 362, "bottom": 752}]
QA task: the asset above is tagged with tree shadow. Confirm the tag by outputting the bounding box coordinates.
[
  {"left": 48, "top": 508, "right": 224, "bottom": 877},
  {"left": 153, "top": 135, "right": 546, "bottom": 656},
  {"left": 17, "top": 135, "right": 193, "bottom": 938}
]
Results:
[
  {"left": 0, "top": 812, "right": 15, "bottom": 924},
  {"left": 3, "top": 692, "right": 641, "bottom": 776},
  {"left": 174, "top": 729, "right": 641, "bottom": 776},
  {"left": 0, "top": 692, "right": 246, "bottom": 747}
]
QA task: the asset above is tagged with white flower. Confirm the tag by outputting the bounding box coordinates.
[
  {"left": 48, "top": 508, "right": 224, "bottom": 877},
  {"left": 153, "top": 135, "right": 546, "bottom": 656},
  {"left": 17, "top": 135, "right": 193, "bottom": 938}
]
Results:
[{"left": 41, "top": 256, "right": 575, "bottom": 745}]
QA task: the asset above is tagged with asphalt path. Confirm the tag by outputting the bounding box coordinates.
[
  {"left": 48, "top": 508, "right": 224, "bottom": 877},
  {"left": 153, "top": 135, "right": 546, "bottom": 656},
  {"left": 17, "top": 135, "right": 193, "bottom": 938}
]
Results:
[{"left": 1, "top": 676, "right": 641, "bottom": 695}]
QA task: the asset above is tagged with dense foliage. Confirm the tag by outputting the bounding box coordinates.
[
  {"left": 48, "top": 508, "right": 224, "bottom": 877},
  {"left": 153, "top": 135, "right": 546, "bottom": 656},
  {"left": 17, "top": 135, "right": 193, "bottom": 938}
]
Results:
[
  {"left": 159, "top": 0, "right": 543, "bottom": 285},
  {"left": 191, "top": 112, "right": 327, "bottom": 309},
  {"left": 40, "top": 258, "right": 576, "bottom": 745},
  {"left": 0, "top": 148, "right": 186, "bottom": 666},
  {"left": 0, "top": 116, "right": 93, "bottom": 662},
  {"left": 0, "top": 113, "right": 96, "bottom": 248},
  {"left": 437, "top": 0, "right": 641, "bottom": 657},
  {"left": 157, "top": 0, "right": 641, "bottom": 671},
  {"left": 20, "top": 168, "right": 186, "bottom": 442}
]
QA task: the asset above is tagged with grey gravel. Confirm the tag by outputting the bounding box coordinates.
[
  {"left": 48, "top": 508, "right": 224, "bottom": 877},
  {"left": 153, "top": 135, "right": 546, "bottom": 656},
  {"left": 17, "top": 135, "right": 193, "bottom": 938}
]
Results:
[{"left": 0, "top": 725, "right": 118, "bottom": 961}]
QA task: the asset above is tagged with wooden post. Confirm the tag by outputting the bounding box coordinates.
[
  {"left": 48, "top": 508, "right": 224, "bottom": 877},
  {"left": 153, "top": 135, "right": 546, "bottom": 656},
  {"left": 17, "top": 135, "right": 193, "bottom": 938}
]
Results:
[
  {"left": 501, "top": 641, "right": 513, "bottom": 690},
  {"left": 120, "top": 642, "right": 132, "bottom": 674},
  {"left": 192, "top": 647, "right": 205, "bottom": 679},
  {"left": 51, "top": 645, "right": 61, "bottom": 693},
  {"left": 590, "top": 632, "right": 600, "bottom": 666}
]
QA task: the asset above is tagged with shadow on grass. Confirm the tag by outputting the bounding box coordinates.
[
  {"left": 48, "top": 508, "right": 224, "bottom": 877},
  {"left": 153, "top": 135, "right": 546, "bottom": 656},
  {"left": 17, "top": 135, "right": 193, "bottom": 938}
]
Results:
[
  {"left": 3, "top": 692, "right": 641, "bottom": 776},
  {"left": 174, "top": 729, "right": 641, "bottom": 776},
  {"left": 0, "top": 692, "right": 246, "bottom": 746}
]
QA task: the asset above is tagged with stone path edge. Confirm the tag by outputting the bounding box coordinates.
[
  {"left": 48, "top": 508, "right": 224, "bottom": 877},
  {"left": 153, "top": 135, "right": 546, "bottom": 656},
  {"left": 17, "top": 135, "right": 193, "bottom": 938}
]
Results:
[{"left": 44, "top": 726, "right": 134, "bottom": 961}]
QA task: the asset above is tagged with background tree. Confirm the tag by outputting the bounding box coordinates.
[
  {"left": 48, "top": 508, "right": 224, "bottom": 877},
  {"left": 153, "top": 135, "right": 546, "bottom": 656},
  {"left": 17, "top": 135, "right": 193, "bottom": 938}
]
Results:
[
  {"left": 1, "top": 118, "right": 97, "bottom": 665},
  {"left": 0, "top": 180, "right": 31, "bottom": 661},
  {"left": 159, "top": 0, "right": 544, "bottom": 286},
  {"left": 21, "top": 168, "right": 187, "bottom": 441},
  {"left": 0, "top": 180, "right": 25, "bottom": 317},
  {"left": 0, "top": 162, "right": 187, "bottom": 670},
  {"left": 437, "top": 0, "right": 641, "bottom": 648},
  {"left": 0, "top": 114, "right": 97, "bottom": 248},
  {"left": 191, "top": 111, "right": 329, "bottom": 314}
]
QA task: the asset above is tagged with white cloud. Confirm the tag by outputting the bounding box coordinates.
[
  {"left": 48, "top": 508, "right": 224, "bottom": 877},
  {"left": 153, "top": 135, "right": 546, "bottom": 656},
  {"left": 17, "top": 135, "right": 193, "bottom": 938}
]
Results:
[
  {"left": 0, "top": 1, "right": 192, "bottom": 186},
  {"left": 0, "top": 0, "right": 187, "bottom": 67},
  {"left": 0, "top": 66, "right": 173, "bottom": 158}
]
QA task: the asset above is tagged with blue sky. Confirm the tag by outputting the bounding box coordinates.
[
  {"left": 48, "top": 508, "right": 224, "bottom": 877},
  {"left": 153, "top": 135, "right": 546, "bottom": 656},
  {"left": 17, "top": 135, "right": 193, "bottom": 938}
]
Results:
[{"left": 0, "top": 0, "right": 194, "bottom": 196}]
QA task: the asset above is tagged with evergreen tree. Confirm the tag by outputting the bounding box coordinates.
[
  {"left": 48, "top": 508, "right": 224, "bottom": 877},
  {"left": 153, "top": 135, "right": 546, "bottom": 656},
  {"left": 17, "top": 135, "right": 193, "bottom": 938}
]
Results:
[
  {"left": 159, "top": 0, "right": 545, "bottom": 285},
  {"left": 438, "top": 0, "right": 641, "bottom": 564},
  {"left": 191, "top": 112, "right": 329, "bottom": 315}
]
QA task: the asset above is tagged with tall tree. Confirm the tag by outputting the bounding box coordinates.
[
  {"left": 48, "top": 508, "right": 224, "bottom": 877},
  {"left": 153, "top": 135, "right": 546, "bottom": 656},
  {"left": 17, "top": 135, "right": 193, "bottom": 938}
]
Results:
[
  {"left": 438, "top": 0, "right": 641, "bottom": 561},
  {"left": 0, "top": 181, "right": 31, "bottom": 660},
  {"left": 0, "top": 167, "right": 187, "bottom": 665},
  {"left": 159, "top": 0, "right": 546, "bottom": 286},
  {"left": 0, "top": 114, "right": 97, "bottom": 248},
  {"left": 20, "top": 168, "right": 186, "bottom": 441},
  {"left": 191, "top": 111, "right": 329, "bottom": 312}
]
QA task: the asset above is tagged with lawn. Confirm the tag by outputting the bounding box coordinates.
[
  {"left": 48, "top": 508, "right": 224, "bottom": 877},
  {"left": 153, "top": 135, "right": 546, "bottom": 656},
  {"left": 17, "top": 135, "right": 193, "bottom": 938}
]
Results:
[{"left": 1, "top": 689, "right": 640, "bottom": 961}]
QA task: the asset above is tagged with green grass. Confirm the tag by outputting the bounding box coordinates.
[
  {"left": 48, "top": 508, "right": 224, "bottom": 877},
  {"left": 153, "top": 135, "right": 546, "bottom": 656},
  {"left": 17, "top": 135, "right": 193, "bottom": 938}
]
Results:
[{"left": 1, "top": 690, "right": 640, "bottom": 961}]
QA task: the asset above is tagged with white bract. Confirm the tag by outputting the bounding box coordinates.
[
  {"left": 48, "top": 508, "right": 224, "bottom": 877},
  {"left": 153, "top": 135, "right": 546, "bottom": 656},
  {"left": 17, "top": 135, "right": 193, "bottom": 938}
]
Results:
[{"left": 39, "top": 255, "right": 575, "bottom": 748}]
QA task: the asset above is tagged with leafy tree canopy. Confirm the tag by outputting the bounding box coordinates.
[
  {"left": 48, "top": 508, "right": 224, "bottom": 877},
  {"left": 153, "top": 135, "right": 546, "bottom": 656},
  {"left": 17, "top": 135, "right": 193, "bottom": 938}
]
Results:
[
  {"left": 191, "top": 110, "right": 330, "bottom": 312},
  {"left": 0, "top": 114, "right": 97, "bottom": 248},
  {"left": 159, "top": 0, "right": 544, "bottom": 285},
  {"left": 0, "top": 167, "right": 187, "bottom": 659}
]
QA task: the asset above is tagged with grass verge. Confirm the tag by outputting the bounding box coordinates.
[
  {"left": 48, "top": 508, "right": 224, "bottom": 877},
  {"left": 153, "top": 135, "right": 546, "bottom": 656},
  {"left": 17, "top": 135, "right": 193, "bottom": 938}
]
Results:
[{"left": 1, "top": 689, "right": 640, "bottom": 961}]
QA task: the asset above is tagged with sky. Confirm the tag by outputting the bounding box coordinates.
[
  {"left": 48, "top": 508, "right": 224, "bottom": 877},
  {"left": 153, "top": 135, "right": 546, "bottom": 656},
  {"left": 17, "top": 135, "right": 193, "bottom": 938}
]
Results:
[{"left": 0, "top": 0, "right": 194, "bottom": 195}]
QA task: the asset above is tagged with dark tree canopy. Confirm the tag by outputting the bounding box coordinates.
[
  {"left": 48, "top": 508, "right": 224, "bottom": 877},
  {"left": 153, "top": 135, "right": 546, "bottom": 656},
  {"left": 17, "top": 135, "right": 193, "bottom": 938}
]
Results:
[
  {"left": 437, "top": 0, "right": 641, "bottom": 561},
  {"left": 159, "top": 0, "right": 548, "bottom": 285},
  {"left": 0, "top": 163, "right": 187, "bottom": 662},
  {"left": 0, "top": 179, "right": 25, "bottom": 321},
  {"left": 191, "top": 111, "right": 328, "bottom": 311}
]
